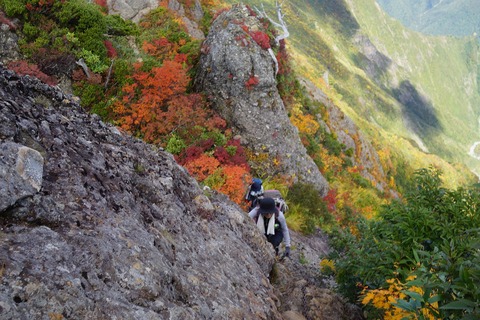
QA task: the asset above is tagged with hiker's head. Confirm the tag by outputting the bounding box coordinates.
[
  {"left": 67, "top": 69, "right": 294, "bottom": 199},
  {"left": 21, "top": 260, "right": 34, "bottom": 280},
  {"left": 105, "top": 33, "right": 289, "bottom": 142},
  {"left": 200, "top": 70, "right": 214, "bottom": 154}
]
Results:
[
  {"left": 258, "top": 197, "right": 278, "bottom": 217},
  {"left": 251, "top": 178, "right": 262, "bottom": 192}
]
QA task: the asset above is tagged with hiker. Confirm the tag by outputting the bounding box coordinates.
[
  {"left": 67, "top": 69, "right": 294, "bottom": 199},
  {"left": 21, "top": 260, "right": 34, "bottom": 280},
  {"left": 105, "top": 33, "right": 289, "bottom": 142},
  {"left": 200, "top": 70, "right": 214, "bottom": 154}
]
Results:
[
  {"left": 245, "top": 178, "right": 264, "bottom": 211},
  {"left": 249, "top": 197, "right": 291, "bottom": 257}
]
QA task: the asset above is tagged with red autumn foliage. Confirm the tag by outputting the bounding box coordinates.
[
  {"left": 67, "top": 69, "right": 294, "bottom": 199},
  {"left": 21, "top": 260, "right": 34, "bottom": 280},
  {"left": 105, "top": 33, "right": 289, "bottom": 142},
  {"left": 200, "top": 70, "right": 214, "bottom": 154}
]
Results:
[
  {"left": 177, "top": 145, "right": 204, "bottom": 164},
  {"left": 142, "top": 38, "right": 173, "bottom": 59},
  {"left": 7, "top": 60, "right": 57, "bottom": 86},
  {"left": 276, "top": 47, "right": 291, "bottom": 75},
  {"left": 245, "top": 75, "right": 259, "bottom": 89},
  {"left": 184, "top": 154, "right": 220, "bottom": 181},
  {"left": 174, "top": 53, "right": 188, "bottom": 64},
  {"left": 104, "top": 40, "right": 117, "bottom": 58},
  {"left": 198, "top": 138, "right": 215, "bottom": 151},
  {"left": 218, "top": 165, "right": 251, "bottom": 204},
  {"left": 214, "top": 139, "right": 249, "bottom": 168},
  {"left": 323, "top": 189, "right": 338, "bottom": 212},
  {"left": 25, "top": 0, "right": 55, "bottom": 12},
  {"left": 94, "top": 0, "right": 107, "bottom": 9},
  {"left": 205, "top": 115, "right": 227, "bottom": 131},
  {"left": 250, "top": 31, "right": 270, "bottom": 50},
  {"left": 114, "top": 60, "right": 189, "bottom": 138}
]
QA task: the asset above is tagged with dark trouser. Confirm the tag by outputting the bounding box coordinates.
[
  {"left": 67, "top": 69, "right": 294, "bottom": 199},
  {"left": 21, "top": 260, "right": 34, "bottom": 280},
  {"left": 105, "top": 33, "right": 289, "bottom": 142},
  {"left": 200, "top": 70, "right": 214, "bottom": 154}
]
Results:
[{"left": 266, "top": 229, "right": 283, "bottom": 249}]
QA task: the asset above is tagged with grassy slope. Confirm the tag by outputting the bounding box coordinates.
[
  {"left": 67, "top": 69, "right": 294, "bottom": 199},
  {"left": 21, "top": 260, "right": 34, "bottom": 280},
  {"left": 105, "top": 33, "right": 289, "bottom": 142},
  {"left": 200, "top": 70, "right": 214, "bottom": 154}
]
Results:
[
  {"left": 219, "top": 0, "right": 478, "bottom": 187},
  {"left": 376, "top": 0, "right": 480, "bottom": 37},
  {"left": 349, "top": 0, "right": 480, "bottom": 175}
]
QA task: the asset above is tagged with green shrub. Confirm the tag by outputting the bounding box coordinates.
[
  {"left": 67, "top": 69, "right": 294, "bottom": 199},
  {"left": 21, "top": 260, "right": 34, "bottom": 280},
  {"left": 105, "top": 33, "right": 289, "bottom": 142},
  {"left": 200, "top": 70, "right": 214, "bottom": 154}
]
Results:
[
  {"left": 166, "top": 135, "right": 187, "bottom": 155},
  {"left": 78, "top": 49, "right": 108, "bottom": 73},
  {"left": 286, "top": 183, "right": 332, "bottom": 234},
  {"left": 332, "top": 166, "right": 480, "bottom": 316},
  {"left": 323, "top": 131, "right": 344, "bottom": 156},
  {"left": 200, "top": 130, "right": 227, "bottom": 147},
  {"left": 0, "top": 0, "right": 27, "bottom": 16},
  {"left": 73, "top": 81, "right": 105, "bottom": 111},
  {"left": 105, "top": 14, "right": 138, "bottom": 36},
  {"left": 22, "top": 22, "right": 40, "bottom": 40}
]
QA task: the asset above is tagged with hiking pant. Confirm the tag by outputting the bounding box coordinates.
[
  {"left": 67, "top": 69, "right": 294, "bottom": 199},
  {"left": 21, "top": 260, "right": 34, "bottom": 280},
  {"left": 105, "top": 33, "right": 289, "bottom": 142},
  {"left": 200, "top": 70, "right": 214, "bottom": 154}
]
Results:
[{"left": 266, "top": 229, "right": 283, "bottom": 249}]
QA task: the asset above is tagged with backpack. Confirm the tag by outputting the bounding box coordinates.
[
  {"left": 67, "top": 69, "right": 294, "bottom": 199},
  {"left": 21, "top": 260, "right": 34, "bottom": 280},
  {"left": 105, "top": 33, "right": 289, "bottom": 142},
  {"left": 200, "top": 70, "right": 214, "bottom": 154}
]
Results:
[
  {"left": 245, "top": 179, "right": 289, "bottom": 214},
  {"left": 262, "top": 189, "right": 288, "bottom": 214}
]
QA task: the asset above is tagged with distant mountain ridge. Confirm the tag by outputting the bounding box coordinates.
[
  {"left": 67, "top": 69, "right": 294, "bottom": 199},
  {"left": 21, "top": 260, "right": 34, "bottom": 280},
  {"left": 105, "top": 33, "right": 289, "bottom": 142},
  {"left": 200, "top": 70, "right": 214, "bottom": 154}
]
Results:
[
  {"left": 376, "top": 0, "right": 480, "bottom": 37},
  {"left": 220, "top": 0, "right": 479, "bottom": 185}
]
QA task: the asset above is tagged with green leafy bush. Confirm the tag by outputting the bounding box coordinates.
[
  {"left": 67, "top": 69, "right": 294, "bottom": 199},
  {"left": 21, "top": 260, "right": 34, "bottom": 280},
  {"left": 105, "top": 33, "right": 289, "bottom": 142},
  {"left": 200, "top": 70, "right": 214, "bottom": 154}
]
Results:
[
  {"left": 166, "top": 135, "right": 187, "bottom": 155},
  {"left": 331, "top": 167, "right": 480, "bottom": 317},
  {"left": 287, "top": 183, "right": 331, "bottom": 234}
]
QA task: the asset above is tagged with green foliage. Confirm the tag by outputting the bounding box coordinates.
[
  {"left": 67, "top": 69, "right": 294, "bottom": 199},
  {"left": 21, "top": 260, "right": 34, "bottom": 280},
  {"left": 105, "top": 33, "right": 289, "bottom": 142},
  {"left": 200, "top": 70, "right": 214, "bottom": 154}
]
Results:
[
  {"left": 112, "top": 59, "right": 134, "bottom": 88},
  {"left": 105, "top": 14, "right": 138, "bottom": 36},
  {"left": 200, "top": 130, "right": 227, "bottom": 147},
  {"left": 0, "top": 0, "right": 27, "bottom": 16},
  {"left": 78, "top": 49, "right": 108, "bottom": 73},
  {"left": 54, "top": 0, "right": 108, "bottom": 61},
  {"left": 139, "top": 7, "right": 191, "bottom": 45},
  {"left": 166, "top": 135, "right": 187, "bottom": 155},
  {"left": 178, "top": 40, "right": 201, "bottom": 64},
  {"left": 2, "top": 0, "right": 114, "bottom": 72},
  {"left": 331, "top": 167, "right": 480, "bottom": 316},
  {"left": 322, "top": 130, "right": 345, "bottom": 156},
  {"left": 395, "top": 238, "right": 480, "bottom": 319},
  {"left": 225, "top": 145, "right": 237, "bottom": 156},
  {"left": 22, "top": 22, "right": 40, "bottom": 39},
  {"left": 286, "top": 183, "right": 332, "bottom": 234}
]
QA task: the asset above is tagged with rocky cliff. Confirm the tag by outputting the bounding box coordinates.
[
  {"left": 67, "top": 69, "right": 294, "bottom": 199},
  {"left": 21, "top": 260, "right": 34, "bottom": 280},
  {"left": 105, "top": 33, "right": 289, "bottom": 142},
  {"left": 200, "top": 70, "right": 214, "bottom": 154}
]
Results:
[
  {"left": 0, "top": 66, "right": 362, "bottom": 319},
  {"left": 194, "top": 4, "right": 329, "bottom": 196}
]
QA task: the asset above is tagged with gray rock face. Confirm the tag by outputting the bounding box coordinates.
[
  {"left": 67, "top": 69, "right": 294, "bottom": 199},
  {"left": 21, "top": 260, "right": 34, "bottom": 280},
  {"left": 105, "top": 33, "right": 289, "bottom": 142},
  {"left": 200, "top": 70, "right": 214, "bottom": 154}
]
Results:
[
  {"left": 0, "top": 66, "right": 279, "bottom": 319},
  {"left": 0, "top": 142, "right": 44, "bottom": 212},
  {"left": 0, "top": 66, "right": 362, "bottom": 319},
  {"left": 107, "top": 0, "right": 205, "bottom": 39},
  {"left": 168, "top": 0, "right": 205, "bottom": 40},
  {"left": 107, "top": 0, "right": 159, "bottom": 22},
  {"left": 194, "top": 4, "right": 329, "bottom": 196},
  {"left": 0, "top": 24, "right": 21, "bottom": 64}
]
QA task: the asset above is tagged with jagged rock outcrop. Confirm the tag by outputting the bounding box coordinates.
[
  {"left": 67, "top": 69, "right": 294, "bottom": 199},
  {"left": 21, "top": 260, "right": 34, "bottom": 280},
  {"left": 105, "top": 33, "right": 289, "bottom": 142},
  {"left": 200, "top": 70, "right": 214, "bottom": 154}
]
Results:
[
  {"left": 0, "top": 66, "right": 362, "bottom": 319},
  {"left": 194, "top": 4, "right": 329, "bottom": 196}
]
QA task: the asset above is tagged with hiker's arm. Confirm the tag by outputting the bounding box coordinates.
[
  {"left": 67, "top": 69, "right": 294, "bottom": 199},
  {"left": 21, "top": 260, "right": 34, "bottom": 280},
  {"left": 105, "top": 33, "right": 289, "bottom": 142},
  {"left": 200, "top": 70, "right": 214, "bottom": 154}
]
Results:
[
  {"left": 278, "top": 213, "right": 291, "bottom": 247},
  {"left": 248, "top": 207, "right": 259, "bottom": 219}
]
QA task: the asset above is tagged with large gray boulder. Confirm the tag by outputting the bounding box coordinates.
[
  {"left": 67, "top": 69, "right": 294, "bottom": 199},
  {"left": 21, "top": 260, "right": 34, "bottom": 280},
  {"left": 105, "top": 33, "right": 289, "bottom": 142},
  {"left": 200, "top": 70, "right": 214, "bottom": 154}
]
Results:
[{"left": 194, "top": 4, "right": 329, "bottom": 196}]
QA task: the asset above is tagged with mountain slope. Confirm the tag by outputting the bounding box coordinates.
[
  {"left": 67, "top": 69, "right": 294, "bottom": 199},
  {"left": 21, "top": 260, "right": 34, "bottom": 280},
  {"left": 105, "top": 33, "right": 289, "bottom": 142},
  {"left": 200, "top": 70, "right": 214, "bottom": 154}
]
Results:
[
  {"left": 220, "top": 0, "right": 479, "bottom": 186},
  {"left": 376, "top": 0, "right": 480, "bottom": 37}
]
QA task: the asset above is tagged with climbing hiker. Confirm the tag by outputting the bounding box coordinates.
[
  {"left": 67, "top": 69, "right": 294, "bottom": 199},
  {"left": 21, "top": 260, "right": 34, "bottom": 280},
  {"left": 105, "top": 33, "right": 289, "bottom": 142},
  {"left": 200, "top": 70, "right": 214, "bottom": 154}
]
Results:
[
  {"left": 245, "top": 178, "right": 264, "bottom": 211},
  {"left": 249, "top": 197, "right": 291, "bottom": 258}
]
